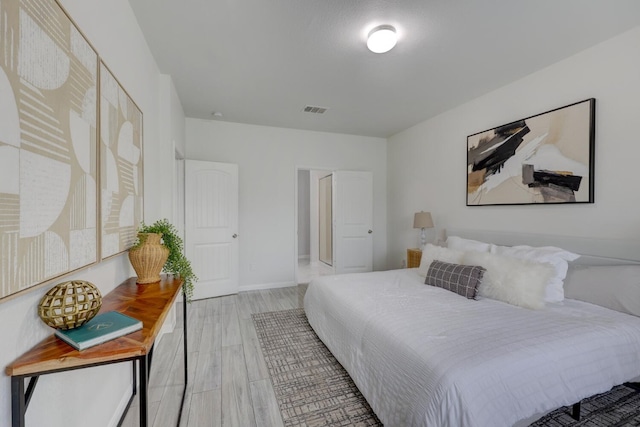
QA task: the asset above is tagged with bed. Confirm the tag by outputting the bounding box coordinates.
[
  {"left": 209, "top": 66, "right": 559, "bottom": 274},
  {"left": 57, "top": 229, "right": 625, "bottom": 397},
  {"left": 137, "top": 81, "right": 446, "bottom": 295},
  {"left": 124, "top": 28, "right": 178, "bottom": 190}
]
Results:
[{"left": 303, "top": 231, "right": 640, "bottom": 427}]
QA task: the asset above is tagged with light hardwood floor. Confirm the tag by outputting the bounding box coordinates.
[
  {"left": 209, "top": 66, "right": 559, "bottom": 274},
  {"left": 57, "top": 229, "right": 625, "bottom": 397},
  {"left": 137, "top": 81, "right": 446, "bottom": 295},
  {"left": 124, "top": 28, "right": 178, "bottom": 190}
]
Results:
[{"left": 122, "top": 285, "right": 306, "bottom": 427}]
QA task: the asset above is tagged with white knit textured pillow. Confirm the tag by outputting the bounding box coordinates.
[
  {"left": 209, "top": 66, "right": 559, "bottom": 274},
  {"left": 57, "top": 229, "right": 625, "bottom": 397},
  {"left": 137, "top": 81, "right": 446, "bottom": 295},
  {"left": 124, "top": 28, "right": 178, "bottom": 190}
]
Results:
[
  {"left": 463, "top": 251, "right": 554, "bottom": 310},
  {"left": 491, "top": 244, "right": 580, "bottom": 303}
]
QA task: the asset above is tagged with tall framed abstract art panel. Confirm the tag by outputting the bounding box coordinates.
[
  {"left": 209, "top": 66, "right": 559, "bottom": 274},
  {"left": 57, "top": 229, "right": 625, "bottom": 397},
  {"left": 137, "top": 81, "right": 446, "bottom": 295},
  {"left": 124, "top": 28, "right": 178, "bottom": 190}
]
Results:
[
  {"left": 100, "top": 62, "right": 144, "bottom": 259},
  {"left": 467, "top": 99, "right": 595, "bottom": 206},
  {"left": 0, "top": 0, "right": 99, "bottom": 300}
]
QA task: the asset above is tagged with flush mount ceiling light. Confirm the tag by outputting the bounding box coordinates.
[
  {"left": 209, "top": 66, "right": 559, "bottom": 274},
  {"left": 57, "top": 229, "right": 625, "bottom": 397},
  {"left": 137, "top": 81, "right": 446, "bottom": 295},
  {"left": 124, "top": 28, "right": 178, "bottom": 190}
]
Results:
[{"left": 367, "top": 25, "right": 397, "bottom": 53}]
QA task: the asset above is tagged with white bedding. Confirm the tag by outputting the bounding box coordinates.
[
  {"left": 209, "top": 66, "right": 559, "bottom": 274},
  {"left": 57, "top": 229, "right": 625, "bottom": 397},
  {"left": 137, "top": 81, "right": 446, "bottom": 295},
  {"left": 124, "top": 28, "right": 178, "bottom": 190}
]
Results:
[{"left": 303, "top": 268, "right": 640, "bottom": 427}]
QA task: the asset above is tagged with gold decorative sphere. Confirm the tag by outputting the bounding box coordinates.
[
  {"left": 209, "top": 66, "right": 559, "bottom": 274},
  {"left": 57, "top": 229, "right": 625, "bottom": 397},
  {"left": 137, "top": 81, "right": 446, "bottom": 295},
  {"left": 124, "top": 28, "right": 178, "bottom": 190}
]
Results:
[{"left": 38, "top": 280, "right": 102, "bottom": 330}]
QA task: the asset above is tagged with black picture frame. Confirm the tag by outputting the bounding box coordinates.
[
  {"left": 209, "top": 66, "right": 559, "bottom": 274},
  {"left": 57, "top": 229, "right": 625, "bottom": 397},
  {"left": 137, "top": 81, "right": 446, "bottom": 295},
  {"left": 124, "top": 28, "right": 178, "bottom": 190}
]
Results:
[{"left": 467, "top": 98, "right": 595, "bottom": 206}]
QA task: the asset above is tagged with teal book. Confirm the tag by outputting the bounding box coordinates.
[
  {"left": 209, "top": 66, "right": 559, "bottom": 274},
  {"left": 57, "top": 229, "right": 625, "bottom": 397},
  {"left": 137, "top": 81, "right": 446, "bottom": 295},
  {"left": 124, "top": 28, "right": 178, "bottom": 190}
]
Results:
[{"left": 55, "top": 311, "right": 142, "bottom": 351}]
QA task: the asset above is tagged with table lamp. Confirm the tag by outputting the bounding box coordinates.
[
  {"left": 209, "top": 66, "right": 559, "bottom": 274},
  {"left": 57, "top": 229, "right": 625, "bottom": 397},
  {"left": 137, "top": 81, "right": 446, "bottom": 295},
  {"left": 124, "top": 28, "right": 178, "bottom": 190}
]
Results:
[{"left": 413, "top": 211, "right": 434, "bottom": 248}]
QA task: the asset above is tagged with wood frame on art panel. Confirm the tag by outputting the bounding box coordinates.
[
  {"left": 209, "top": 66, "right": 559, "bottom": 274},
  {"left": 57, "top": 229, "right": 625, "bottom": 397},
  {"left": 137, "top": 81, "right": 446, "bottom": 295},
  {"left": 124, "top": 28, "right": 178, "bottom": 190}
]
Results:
[
  {"left": 0, "top": 0, "right": 100, "bottom": 301},
  {"left": 99, "top": 61, "right": 144, "bottom": 260},
  {"left": 467, "top": 98, "right": 595, "bottom": 206}
]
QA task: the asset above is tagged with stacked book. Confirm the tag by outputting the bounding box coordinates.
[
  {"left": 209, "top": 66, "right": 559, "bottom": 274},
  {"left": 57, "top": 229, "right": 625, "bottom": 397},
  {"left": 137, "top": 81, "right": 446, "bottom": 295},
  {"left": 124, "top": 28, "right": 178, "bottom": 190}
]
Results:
[{"left": 55, "top": 311, "right": 142, "bottom": 351}]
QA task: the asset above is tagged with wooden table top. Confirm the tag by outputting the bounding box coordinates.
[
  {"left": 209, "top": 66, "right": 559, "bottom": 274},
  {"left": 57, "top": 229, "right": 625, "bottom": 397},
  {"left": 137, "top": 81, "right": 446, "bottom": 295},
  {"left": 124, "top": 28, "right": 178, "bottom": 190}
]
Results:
[{"left": 6, "top": 275, "right": 183, "bottom": 377}]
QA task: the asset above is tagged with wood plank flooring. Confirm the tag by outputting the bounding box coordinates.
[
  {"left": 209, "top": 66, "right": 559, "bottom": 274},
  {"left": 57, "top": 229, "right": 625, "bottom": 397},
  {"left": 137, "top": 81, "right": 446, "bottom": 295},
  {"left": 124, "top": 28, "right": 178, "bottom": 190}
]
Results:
[{"left": 122, "top": 285, "right": 306, "bottom": 427}]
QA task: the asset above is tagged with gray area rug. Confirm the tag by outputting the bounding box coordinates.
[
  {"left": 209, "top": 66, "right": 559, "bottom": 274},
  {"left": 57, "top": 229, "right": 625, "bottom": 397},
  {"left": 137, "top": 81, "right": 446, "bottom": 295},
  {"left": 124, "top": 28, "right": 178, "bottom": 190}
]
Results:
[
  {"left": 252, "top": 308, "right": 640, "bottom": 427},
  {"left": 252, "top": 308, "right": 382, "bottom": 426}
]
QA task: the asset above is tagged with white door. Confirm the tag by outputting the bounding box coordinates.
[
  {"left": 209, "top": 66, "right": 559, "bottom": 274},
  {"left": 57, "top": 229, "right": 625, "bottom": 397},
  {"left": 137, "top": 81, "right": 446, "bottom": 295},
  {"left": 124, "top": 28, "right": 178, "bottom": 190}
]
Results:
[
  {"left": 185, "top": 160, "right": 239, "bottom": 300},
  {"left": 333, "top": 171, "right": 373, "bottom": 274}
]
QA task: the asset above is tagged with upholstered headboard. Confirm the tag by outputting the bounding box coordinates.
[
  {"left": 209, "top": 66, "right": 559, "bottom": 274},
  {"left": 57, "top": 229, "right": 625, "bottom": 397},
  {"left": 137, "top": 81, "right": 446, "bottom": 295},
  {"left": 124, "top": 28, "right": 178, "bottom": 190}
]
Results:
[{"left": 444, "top": 228, "right": 640, "bottom": 265}]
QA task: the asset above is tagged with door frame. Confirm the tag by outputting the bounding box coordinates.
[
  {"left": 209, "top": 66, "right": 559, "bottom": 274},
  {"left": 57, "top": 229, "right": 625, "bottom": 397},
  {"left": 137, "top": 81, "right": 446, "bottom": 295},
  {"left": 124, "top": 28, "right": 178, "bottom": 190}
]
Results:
[
  {"left": 173, "top": 145, "right": 185, "bottom": 304},
  {"left": 174, "top": 146, "right": 185, "bottom": 246}
]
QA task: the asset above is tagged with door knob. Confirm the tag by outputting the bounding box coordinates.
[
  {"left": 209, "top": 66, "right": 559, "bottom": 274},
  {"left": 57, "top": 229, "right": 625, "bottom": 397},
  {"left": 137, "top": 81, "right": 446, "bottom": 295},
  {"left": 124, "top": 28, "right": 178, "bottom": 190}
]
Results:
[
  {"left": 232, "top": 234, "right": 238, "bottom": 238},
  {"left": 368, "top": 230, "right": 373, "bottom": 234}
]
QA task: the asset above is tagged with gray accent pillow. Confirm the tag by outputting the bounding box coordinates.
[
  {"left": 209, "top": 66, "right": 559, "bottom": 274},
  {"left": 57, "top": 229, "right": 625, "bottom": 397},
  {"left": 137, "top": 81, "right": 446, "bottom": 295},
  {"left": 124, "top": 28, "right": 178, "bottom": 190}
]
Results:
[{"left": 425, "top": 260, "right": 485, "bottom": 299}]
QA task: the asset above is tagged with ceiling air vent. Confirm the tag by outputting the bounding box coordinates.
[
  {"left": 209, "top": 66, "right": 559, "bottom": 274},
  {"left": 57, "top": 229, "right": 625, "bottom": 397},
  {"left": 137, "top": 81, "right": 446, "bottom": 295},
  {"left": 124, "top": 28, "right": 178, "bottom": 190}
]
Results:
[{"left": 303, "top": 105, "right": 328, "bottom": 114}]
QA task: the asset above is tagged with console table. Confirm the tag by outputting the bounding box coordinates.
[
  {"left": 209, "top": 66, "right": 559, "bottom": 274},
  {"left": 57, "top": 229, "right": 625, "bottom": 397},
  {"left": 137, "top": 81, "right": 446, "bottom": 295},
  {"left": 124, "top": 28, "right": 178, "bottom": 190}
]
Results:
[{"left": 6, "top": 275, "right": 187, "bottom": 427}]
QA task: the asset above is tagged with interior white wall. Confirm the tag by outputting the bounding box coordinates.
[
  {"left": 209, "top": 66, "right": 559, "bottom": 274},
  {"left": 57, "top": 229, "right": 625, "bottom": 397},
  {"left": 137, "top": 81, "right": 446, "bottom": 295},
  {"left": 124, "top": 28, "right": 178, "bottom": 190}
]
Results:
[
  {"left": 297, "top": 170, "right": 311, "bottom": 258},
  {"left": 387, "top": 26, "right": 640, "bottom": 268},
  {"left": 159, "top": 74, "right": 187, "bottom": 223},
  {"left": 0, "top": 1, "right": 185, "bottom": 426},
  {"left": 186, "top": 119, "right": 387, "bottom": 290}
]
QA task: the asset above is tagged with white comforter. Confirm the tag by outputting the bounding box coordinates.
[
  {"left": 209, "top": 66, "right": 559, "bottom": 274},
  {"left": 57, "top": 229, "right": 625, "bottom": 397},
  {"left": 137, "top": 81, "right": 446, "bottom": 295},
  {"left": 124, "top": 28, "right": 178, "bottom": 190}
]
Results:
[{"left": 303, "top": 268, "right": 640, "bottom": 427}]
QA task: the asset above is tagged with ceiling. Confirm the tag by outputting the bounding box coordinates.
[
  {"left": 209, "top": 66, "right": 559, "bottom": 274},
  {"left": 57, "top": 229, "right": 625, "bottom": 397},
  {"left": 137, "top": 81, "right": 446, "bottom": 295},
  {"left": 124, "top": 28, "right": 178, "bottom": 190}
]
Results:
[{"left": 128, "top": 0, "right": 640, "bottom": 138}]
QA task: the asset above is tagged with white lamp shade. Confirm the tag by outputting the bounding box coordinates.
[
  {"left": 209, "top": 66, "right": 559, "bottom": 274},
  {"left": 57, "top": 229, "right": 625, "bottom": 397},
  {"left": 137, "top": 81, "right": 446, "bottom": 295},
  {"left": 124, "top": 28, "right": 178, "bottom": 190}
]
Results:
[
  {"left": 413, "top": 212, "right": 434, "bottom": 229},
  {"left": 367, "top": 25, "right": 397, "bottom": 53}
]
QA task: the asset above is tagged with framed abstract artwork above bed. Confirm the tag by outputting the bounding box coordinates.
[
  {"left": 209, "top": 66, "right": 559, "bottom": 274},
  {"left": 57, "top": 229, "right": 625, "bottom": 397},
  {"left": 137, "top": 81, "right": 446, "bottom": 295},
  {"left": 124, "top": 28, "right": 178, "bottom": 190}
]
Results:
[{"left": 467, "top": 98, "right": 595, "bottom": 206}]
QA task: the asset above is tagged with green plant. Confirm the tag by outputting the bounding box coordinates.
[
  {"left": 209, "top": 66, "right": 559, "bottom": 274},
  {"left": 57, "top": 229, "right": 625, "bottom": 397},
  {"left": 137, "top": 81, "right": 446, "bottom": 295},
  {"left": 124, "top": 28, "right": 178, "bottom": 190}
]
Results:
[{"left": 135, "top": 219, "right": 197, "bottom": 301}]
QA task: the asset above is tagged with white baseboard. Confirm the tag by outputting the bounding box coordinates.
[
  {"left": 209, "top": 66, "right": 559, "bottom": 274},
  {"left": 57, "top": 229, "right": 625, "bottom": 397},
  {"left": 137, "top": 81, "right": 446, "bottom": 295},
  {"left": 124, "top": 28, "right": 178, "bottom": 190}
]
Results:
[
  {"left": 239, "top": 281, "right": 297, "bottom": 292},
  {"left": 298, "top": 254, "right": 310, "bottom": 261}
]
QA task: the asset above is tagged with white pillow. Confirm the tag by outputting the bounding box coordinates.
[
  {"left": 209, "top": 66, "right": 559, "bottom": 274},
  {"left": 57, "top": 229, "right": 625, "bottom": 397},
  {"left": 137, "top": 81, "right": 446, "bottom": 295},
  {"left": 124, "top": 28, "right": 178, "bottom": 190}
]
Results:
[
  {"left": 446, "top": 236, "right": 491, "bottom": 253},
  {"left": 491, "top": 244, "right": 580, "bottom": 303},
  {"left": 417, "top": 244, "right": 464, "bottom": 277},
  {"left": 463, "top": 251, "right": 554, "bottom": 310},
  {"left": 564, "top": 265, "right": 640, "bottom": 317}
]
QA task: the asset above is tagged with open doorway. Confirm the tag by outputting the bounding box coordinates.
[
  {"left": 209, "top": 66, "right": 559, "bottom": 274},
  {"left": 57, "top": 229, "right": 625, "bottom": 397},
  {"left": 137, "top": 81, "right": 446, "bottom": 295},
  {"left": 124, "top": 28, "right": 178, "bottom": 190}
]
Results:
[{"left": 297, "top": 168, "right": 335, "bottom": 284}]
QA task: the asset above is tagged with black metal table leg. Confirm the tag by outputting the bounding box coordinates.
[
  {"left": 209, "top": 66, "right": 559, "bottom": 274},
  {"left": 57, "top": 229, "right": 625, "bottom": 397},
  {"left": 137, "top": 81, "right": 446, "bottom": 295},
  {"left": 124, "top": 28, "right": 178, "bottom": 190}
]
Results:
[
  {"left": 176, "top": 295, "right": 189, "bottom": 426},
  {"left": 139, "top": 355, "right": 149, "bottom": 427},
  {"left": 11, "top": 377, "right": 25, "bottom": 427},
  {"left": 11, "top": 376, "right": 39, "bottom": 427},
  {"left": 183, "top": 295, "right": 188, "bottom": 386},
  {"left": 132, "top": 360, "right": 137, "bottom": 396}
]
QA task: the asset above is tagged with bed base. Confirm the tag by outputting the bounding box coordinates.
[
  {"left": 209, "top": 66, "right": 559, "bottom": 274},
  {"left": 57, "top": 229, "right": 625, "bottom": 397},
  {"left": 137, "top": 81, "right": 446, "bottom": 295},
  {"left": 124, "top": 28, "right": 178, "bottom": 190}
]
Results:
[
  {"left": 626, "top": 382, "right": 640, "bottom": 391},
  {"left": 571, "top": 382, "right": 640, "bottom": 421},
  {"left": 571, "top": 403, "right": 581, "bottom": 421}
]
